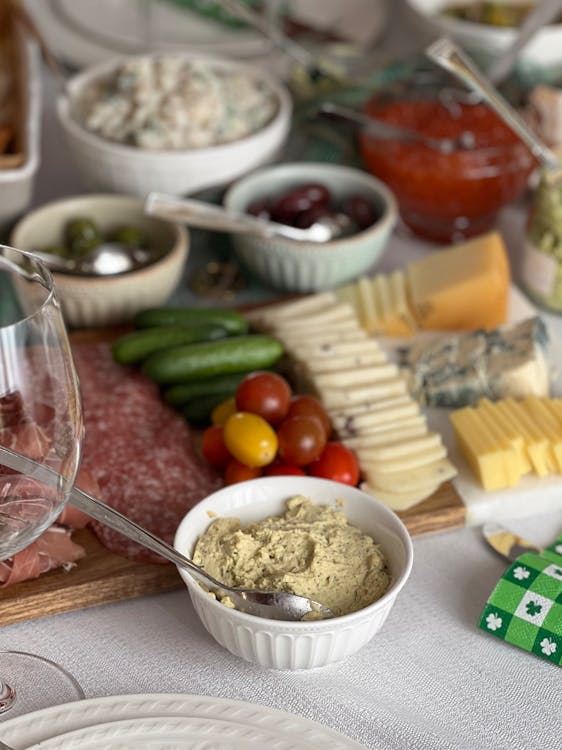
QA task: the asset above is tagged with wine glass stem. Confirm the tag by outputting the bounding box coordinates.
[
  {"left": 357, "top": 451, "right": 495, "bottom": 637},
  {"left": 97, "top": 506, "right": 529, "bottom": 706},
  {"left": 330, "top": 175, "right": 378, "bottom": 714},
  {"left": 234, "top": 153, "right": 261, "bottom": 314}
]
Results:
[{"left": 0, "top": 679, "right": 16, "bottom": 714}]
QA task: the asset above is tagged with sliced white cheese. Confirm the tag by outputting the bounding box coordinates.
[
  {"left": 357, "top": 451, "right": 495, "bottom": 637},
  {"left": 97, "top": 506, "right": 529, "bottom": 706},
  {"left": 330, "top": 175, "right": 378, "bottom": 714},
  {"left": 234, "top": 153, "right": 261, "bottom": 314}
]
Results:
[
  {"left": 343, "top": 418, "right": 428, "bottom": 449},
  {"left": 360, "top": 482, "right": 440, "bottom": 511},
  {"left": 303, "top": 351, "right": 388, "bottom": 373},
  {"left": 356, "top": 433, "right": 442, "bottom": 463},
  {"left": 313, "top": 363, "right": 399, "bottom": 389},
  {"left": 358, "top": 276, "right": 381, "bottom": 333},
  {"left": 362, "top": 458, "right": 458, "bottom": 493},
  {"left": 246, "top": 292, "right": 338, "bottom": 327},
  {"left": 319, "top": 378, "right": 407, "bottom": 408},
  {"left": 362, "top": 443, "right": 447, "bottom": 474}
]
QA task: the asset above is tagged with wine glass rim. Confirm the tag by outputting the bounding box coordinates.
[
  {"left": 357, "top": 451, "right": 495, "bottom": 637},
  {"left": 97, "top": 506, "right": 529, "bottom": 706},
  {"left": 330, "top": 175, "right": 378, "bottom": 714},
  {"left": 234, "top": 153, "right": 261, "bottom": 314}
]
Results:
[{"left": 0, "top": 244, "right": 58, "bottom": 330}]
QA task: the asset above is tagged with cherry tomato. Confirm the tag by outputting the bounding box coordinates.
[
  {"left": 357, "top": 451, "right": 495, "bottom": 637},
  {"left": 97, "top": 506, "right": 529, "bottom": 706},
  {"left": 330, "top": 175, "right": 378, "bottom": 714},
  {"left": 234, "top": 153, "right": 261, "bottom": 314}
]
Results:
[
  {"left": 277, "top": 415, "right": 326, "bottom": 466},
  {"left": 286, "top": 395, "right": 331, "bottom": 439},
  {"left": 235, "top": 371, "right": 291, "bottom": 425},
  {"left": 201, "top": 424, "right": 231, "bottom": 469},
  {"left": 308, "top": 441, "right": 360, "bottom": 486},
  {"left": 225, "top": 459, "right": 262, "bottom": 485},
  {"left": 264, "top": 463, "right": 306, "bottom": 477},
  {"left": 211, "top": 396, "right": 237, "bottom": 425},
  {"left": 223, "top": 411, "right": 278, "bottom": 467}
]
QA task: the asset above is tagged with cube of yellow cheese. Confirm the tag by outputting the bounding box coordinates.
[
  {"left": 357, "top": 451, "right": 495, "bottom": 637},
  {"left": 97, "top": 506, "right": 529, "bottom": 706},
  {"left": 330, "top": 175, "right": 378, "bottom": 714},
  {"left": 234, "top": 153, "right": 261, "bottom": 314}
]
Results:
[
  {"left": 450, "top": 407, "right": 519, "bottom": 490},
  {"left": 406, "top": 231, "right": 510, "bottom": 331}
]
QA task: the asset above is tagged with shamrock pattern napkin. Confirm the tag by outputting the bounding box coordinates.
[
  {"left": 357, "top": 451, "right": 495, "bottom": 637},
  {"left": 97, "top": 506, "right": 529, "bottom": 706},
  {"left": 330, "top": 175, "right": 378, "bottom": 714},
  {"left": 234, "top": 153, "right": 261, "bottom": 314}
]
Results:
[{"left": 479, "top": 535, "right": 562, "bottom": 665}]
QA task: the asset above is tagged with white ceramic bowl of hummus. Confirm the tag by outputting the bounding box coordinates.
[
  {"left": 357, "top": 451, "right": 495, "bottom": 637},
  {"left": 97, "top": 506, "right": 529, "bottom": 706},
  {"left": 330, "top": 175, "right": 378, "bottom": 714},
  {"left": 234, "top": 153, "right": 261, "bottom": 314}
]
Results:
[
  {"left": 56, "top": 53, "right": 292, "bottom": 197},
  {"left": 174, "top": 476, "right": 413, "bottom": 670}
]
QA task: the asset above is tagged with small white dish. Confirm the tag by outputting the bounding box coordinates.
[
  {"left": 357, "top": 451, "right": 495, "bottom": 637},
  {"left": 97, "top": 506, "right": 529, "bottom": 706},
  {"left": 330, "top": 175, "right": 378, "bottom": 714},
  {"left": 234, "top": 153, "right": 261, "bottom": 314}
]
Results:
[
  {"left": 56, "top": 54, "right": 292, "bottom": 197},
  {"left": 174, "top": 475, "right": 413, "bottom": 670},
  {"left": 224, "top": 162, "right": 398, "bottom": 293}
]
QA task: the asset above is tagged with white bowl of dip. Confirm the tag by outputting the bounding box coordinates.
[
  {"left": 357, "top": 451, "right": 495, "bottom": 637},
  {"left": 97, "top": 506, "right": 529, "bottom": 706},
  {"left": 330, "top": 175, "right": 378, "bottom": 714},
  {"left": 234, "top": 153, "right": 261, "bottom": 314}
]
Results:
[
  {"left": 174, "top": 476, "right": 413, "bottom": 670},
  {"left": 57, "top": 53, "right": 292, "bottom": 197}
]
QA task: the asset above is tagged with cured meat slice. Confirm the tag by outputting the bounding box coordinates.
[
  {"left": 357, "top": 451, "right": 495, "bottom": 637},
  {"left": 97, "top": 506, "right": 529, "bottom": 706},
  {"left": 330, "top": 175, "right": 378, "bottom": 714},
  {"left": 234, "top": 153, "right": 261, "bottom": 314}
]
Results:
[
  {"left": 73, "top": 343, "right": 222, "bottom": 563},
  {"left": 0, "top": 526, "right": 85, "bottom": 587}
]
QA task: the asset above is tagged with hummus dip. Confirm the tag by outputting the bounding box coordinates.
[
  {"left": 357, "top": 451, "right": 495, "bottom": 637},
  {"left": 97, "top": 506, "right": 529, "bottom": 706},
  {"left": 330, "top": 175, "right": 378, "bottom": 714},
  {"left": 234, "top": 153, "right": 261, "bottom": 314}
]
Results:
[{"left": 192, "top": 495, "right": 390, "bottom": 617}]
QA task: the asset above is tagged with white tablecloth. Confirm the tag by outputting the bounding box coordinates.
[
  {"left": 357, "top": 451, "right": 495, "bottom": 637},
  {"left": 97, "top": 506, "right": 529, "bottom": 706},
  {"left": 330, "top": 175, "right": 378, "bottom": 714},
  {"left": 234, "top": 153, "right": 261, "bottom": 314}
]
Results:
[{"left": 2, "top": 3, "right": 562, "bottom": 748}]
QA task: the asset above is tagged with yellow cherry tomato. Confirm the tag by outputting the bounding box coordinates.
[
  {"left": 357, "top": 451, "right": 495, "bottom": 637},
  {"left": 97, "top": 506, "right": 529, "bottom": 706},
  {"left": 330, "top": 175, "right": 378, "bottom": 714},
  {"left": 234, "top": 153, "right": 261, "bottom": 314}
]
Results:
[
  {"left": 223, "top": 411, "right": 278, "bottom": 468},
  {"left": 211, "top": 396, "right": 237, "bottom": 426}
]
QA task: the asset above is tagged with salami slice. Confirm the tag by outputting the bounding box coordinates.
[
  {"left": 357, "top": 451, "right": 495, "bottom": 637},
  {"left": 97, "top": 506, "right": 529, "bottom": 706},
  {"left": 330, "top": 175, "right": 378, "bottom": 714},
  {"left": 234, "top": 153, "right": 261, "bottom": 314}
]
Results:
[{"left": 73, "top": 343, "right": 222, "bottom": 563}]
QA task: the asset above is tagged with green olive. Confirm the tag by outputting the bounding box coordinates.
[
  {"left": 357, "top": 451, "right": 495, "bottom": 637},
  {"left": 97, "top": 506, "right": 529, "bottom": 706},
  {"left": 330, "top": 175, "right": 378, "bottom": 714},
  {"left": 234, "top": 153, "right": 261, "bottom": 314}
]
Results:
[
  {"left": 64, "top": 218, "right": 101, "bottom": 258},
  {"left": 40, "top": 244, "right": 69, "bottom": 258},
  {"left": 108, "top": 225, "right": 148, "bottom": 249}
]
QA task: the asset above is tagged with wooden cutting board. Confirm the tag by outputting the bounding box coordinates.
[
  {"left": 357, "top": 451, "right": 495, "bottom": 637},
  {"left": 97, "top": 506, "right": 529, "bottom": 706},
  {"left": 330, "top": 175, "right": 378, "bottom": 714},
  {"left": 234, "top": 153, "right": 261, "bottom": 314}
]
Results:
[{"left": 0, "top": 328, "right": 465, "bottom": 627}]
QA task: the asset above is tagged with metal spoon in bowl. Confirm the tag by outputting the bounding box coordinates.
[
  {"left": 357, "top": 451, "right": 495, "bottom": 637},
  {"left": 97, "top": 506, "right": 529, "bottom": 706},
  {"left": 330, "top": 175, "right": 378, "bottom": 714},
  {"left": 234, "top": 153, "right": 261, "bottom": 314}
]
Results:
[
  {"left": 27, "top": 243, "right": 154, "bottom": 276},
  {"left": 144, "top": 192, "right": 354, "bottom": 243},
  {"left": 0, "top": 445, "right": 333, "bottom": 622},
  {"left": 426, "top": 37, "right": 562, "bottom": 179},
  {"left": 315, "top": 101, "right": 477, "bottom": 154}
]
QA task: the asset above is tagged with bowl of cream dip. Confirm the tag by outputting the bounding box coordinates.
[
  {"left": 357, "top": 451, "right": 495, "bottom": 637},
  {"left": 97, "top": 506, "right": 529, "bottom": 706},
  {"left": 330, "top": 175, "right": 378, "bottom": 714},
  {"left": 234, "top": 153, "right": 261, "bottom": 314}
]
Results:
[
  {"left": 174, "top": 475, "right": 413, "bottom": 670},
  {"left": 57, "top": 53, "right": 292, "bottom": 197}
]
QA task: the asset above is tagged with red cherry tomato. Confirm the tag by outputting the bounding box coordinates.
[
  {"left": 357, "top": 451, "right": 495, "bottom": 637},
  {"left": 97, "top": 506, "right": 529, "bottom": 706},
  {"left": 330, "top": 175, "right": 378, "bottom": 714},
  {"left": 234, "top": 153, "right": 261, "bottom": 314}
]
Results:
[
  {"left": 224, "top": 459, "right": 262, "bottom": 485},
  {"left": 287, "top": 395, "right": 331, "bottom": 439},
  {"left": 235, "top": 371, "right": 291, "bottom": 425},
  {"left": 277, "top": 415, "right": 327, "bottom": 466},
  {"left": 201, "top": 424, "right": 231, "bottom": 469},
  {"left": 308, "top": 442, "right": 360, "bottom": 486},
  {"left": 264, "top": 463, "right": 306, "bottom": 477}
]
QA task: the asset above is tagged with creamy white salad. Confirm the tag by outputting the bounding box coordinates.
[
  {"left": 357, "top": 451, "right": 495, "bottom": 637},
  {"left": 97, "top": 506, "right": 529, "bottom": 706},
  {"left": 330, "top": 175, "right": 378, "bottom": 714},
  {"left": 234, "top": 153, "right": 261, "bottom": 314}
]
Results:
[{"left": 80, "top": 55, "right": 278, "bottom": 150}]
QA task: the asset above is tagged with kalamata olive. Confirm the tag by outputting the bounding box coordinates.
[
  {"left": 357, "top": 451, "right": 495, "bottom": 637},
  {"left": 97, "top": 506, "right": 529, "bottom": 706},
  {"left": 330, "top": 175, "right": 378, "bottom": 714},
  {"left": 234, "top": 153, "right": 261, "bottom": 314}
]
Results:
[
  {"left": 294, "top": 205, "right": 333, "bottom": 229},
  {"left": 64, "top": 217, "right": 101, "bottom": 258},
  {"left": 109, "top": 225, "right": 148, "bottom": 249},
  {"left": 246, "top": 199, "right": 271, "bottom": 220},
  {"left": 341, "top": 194, "right": 380, "bottom": 230},
  {"left": 270, "top": 183, "right": 332, "bottom": 225}
]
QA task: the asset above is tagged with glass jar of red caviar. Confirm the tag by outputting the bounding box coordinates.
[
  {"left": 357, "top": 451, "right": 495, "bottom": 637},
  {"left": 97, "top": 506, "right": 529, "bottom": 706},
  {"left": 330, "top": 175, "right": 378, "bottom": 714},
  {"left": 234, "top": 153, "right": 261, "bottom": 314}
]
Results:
[{"left": 359, "top": 89, "right": 536, "bottom": 243}]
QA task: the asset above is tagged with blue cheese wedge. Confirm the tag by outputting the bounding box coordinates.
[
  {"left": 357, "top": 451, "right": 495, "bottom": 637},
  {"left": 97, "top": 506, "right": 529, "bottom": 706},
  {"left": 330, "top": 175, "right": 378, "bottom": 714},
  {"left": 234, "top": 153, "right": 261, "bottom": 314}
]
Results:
[{"left": 398, "top": 317, "right": 551, "bottom": 408}]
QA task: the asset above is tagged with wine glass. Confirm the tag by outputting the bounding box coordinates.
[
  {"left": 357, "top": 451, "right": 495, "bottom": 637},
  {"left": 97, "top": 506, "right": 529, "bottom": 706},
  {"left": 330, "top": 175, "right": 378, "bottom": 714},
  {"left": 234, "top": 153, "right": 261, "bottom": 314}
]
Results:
[{"left": 0, "top": 246, "right": 84, "bottom": 718}]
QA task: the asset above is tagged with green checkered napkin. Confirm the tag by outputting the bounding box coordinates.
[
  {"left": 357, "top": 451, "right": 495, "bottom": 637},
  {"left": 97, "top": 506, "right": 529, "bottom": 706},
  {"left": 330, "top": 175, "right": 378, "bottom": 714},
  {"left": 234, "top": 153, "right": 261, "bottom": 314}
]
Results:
[{"left": 479, "top": 535, "right": 562, "bottom": 665}]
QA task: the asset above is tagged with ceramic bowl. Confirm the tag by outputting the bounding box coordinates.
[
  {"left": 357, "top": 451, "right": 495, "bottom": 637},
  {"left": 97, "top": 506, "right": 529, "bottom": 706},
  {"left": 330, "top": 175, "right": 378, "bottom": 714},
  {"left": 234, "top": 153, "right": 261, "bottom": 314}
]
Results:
[
  {"left": 9, "top": 194, "right": 189, "bottom": 328},
  {"left": 174, "top": 476, "right": 413, "bottom": 670},
  {"left": 56, "top": 54, "right": 292, "bottom": 197},
  {"left": 223, "top": 162, "right": 398, "bottom": 292},
  {"left": 406, "top": 0, "right": 562, "bottom": 73}
]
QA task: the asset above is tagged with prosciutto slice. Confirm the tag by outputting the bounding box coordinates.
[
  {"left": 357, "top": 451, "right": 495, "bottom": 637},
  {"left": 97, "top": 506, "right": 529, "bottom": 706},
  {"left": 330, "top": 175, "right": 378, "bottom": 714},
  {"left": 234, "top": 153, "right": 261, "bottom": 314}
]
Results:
[{"left": 0, "top": 526, "right": 86, "bottom": 587}]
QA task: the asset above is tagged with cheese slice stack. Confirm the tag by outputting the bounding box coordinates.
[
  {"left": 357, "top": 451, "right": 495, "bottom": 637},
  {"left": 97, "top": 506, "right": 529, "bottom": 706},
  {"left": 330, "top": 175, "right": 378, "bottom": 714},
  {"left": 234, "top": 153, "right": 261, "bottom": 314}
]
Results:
[
  {"left": 450, "top": 397, "right": 562, "bottom": 490},
  {"left": 334, "top": 231, "right": 510, "bottom": 338},
  {"left": 247, "top": 294, "right": 457, "bottom": 511}
]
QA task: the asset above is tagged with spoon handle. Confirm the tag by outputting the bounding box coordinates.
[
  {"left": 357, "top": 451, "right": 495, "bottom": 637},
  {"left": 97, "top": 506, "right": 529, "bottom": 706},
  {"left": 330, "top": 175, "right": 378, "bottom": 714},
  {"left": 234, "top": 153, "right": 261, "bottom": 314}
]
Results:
[
  {"left": 426, "top": 37, "right": 561, "bottom": 172},
  {"left": 0, "top": 444, "right": 221, "bottom": 593},
  {"left": 317, "top": 101, "right": 462, "bottom": 152},
  {"left": 487, "top": 0, "right": 562, "bottom": 85},
  {"left": 144, "top": 193, "right": 314, "bottom": 241}
]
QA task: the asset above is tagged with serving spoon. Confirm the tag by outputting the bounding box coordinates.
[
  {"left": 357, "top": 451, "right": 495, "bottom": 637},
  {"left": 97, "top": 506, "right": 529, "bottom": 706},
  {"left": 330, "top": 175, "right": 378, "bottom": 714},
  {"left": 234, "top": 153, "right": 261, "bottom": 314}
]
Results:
[
  {"left": 27, "top": 243, "right": 154, "bottom": 276},
  {"left": 426, "top": 36, "right": 562, "bottom": 179},
  {"left": 0, "top": 445, "right": 333, "bottom": 621},
  {"left": 316, "top": 101, "right": 476, "bottom": 154},
  {"left": 144, "top": 192, "right": 353, "bottom": 243}
]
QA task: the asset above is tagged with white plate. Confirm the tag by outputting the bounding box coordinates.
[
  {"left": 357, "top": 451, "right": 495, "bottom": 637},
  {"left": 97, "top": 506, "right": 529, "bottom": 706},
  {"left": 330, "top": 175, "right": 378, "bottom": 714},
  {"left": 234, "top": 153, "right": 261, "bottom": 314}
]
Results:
[
  {"left": 25, "top": 0, "right": 387, "bottom": 71},
  {"left": 26, "top": 716, "right": 325, "bottom": 750},
  {"left": 24, "top": 0, "right": 275, "bottom": 68},
  {"left": 0, "top": 693, "right": 365, "bottom": 750}
]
